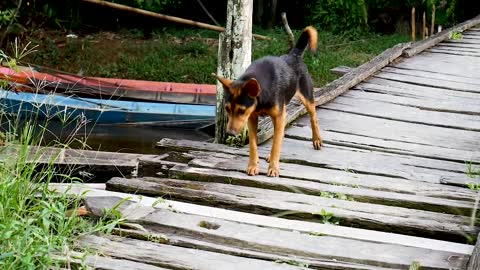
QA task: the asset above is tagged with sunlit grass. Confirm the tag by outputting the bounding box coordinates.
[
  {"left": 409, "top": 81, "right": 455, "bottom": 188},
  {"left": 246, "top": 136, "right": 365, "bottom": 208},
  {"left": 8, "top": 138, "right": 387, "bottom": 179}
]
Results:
[{"left": 25, "top": 27, "right": 410, "bottom": 87}]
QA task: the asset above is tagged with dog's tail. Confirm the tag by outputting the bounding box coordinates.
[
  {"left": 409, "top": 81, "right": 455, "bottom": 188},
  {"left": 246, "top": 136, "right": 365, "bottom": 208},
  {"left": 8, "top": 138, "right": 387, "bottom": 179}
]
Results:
[{"left": 290, "top": 26, "right": 317, "bottom": 56}]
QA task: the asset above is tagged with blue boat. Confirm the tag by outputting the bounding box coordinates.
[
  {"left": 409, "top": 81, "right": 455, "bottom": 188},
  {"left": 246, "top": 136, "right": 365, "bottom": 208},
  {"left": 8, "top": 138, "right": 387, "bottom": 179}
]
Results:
[{"left": 0, "top": 89, "right": 216, "bottom": 127}]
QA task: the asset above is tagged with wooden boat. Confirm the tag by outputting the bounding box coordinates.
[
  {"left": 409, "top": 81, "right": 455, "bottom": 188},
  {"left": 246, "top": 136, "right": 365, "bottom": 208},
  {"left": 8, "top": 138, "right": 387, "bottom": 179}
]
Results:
[
  {"left": 0, "top": 89, "right": 215, "bottom": 127},
  {"left": 0, "top": 66, "right": 217, "bottom": 105}
]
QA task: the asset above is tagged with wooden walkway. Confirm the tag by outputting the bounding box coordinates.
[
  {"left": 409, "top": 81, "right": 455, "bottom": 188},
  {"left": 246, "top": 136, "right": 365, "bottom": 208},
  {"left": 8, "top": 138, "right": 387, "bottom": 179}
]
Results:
[{"left": 46, "top": 22, "right": 480, "bottom": 269}]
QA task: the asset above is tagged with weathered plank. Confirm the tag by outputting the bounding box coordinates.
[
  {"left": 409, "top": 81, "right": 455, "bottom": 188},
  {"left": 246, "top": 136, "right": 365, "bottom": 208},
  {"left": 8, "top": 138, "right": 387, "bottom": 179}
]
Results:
[
  {"left": 106, "top": 177, "right": 478, "bottom": 241},
  {"left": 51, "top": 184, "right": 474, "bottom": 254},
  {"left": 346, "top": 89, "right": 479, "bottom": 115},
  {"left": 394, "top": 53, "right": 480, "bottom": 77},
  {"left": 83, "top": 196, "right": 470, "bottom": 270},
  {"left": 51, "top": 251, "right": 168, "bottom": 270},
  {"left": 436, "top": 45, "right": 480, "bottom": 53},
  {"left": 375, "top": 72, "right": 480, "bottom": 94},
  {"left": 467, "top": 233, "right": 480, "bottom": 270},
  {"left": 323, "top": 95, "right": 480, "bottom": 131},
  {"left": 80, "top": 234, "right": 309, "bottom": 270},
  {"left": 166, "top": 151, "right": 475, "bottom": 201},
  {"left": 436, "top": 42, "right": 480, "bottom": 50},
  {"left": 157, "top": 138, "right": 479, "bottom": 186},
  {"left": 428, "top": 49, "right": 480, "bottom": 57},
  {"left": 256, "top": 42, "right": 412, "bottom": 144},
  {"left": 359, "top": 78, "right": 480, "bottom": 107},
  {"left": 166, "top": 162, "right": 475, "bottom": 215},
  {"left": 0, "top": 145, "right": 144, "bottom": 181},
  {"left": 289, "top": 109, "right": 480, "bottom": 162},
  {"left": 381, "top": 66, "right": 480, "bottom": 86},
  {"left": 330, "top": 65, "right": 353, "bottom": 75},
  {"left": 402, "top": 14, "right": 480, "bottom": 57}
]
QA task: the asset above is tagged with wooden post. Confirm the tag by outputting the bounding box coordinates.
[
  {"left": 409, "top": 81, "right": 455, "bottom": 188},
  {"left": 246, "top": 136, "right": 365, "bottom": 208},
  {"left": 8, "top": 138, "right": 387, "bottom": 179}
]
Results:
[
  {"left": 411, "top": 7, "right": 416, "bottom": 41},
  {"left": 215, "top": 0, "right": 253, "bottom": 144},
  {"left": 431, "top": 5, "right": 436, "bottom": 35},
  {"left": 422, "top": 12, "right": 426, "bottom": 39}
]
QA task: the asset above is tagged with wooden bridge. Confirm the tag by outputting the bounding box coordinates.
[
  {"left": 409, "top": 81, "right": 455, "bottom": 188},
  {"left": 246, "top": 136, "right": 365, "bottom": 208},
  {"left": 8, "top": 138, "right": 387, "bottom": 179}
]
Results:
[{"left": 47, "top": 17, "right": 480, "bottom": 269}]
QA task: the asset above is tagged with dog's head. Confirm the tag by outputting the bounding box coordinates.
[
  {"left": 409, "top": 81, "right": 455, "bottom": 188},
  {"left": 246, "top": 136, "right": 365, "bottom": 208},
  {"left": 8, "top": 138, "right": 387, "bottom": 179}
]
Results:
[{"left": 212, "top": 73, "right": 260, "bottom": 135}]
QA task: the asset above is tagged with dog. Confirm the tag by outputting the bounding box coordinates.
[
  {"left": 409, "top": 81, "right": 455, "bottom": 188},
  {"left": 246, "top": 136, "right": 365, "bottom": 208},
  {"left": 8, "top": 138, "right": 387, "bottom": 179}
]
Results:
[{"left": 213, "top": 26, "right": 322, "bottom": 177}]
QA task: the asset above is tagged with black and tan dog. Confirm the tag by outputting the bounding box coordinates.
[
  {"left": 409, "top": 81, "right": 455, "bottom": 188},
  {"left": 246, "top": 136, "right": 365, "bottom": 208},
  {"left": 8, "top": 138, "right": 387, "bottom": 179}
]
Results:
[{"left": 213, "top": 26, "right": 322, "bottom": 177}]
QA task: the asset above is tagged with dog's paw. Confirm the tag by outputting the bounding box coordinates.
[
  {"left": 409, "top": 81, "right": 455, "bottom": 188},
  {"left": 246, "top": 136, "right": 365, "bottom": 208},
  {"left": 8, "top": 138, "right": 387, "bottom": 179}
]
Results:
[
  {"left": 313, "top": 137, "right": 323, "bottom": 150},
  {"left": 246, "top": 164, "right": 260, "bottom": 176},
  {"left": 267, "top": 166, "right": 280, "bottom": 177},
  {"left": 265, "top": 154, "right": 271, "bottom": 162}
]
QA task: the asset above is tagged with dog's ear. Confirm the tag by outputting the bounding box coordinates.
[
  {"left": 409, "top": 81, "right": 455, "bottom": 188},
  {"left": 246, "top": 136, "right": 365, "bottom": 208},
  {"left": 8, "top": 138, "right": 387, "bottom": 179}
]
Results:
[
  {"left": 242, "top": 78, "right": 261, "bottom": 98},
  {"left": 211, "top": 73, "right": 233, "bottom": 94}
]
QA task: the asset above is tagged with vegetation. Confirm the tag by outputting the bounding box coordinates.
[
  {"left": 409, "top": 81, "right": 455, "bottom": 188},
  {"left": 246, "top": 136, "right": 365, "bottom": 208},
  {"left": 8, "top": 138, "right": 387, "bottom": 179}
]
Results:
[
  {"left": 21, "top": 28, "right": 409, "bottom": 88},
  {"left": 0, "top": 46, "right": 122, "bottom": 269}
]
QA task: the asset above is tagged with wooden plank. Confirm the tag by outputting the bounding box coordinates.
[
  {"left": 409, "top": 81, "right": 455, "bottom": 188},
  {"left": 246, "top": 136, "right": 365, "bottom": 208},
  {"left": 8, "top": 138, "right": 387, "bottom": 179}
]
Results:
[
  {"left": 437, "top": 42, "right": 480, "bottom": 49},
  {"left": 51, "top": 251, "right": 169, "bottom": 270},
  {"left": 445, "top": 39, "right": 480, "bottom": 44},
  {"left": 256, "top": 42, "right": 412, "bottom": 144},
  {"left": 156, "top": 138, "right": 479, "bottom": 186},
  {"left": 289, "top": 108, "right": 480, "bottom": 162},
  {"left": 80, "top": 234, "right": 309, "bottom": 270},
  {"left": 322, "top": 96, "right": 480, "bottom": 131},
  {"left": 382, "top": 66, "right": 480, "bottom": 86},
  {"left": 0, "top": 145, "right": 145, "bottom": 181},
  {"left": 118, "top": 232, "right": 395, "bottom": 270},
  {"left": 361, "top": 78, "right": 480, "bottom": 104},
  {"left": 375, "top": 72, "right": 480, "bottom": 94},
  {"left": 166, "top": 162, "right": 474, "bottom": 215},
  {"left": 83, "top": 196, "right": 470, "bottom": 270},
  {"left": 427, "top": 49, "right": 480, "bottom": 58},
  {"left": 403, "top": 14, "right": 480, "bottom": 57},
  {"left": 393, "top": 57, "right": 480, "bottom": 78},
  {"left": 106, "top": 177, "right": 478, "bottom": 242},
  {"left": 436, "top": 45, "right": 480, "bottom": 53},
  {"left": 158, "top": 151, "right": 476, "bottom": 201},
  {"left": 346, "top": 88, "right": 480, "bottom": 115},
  {"left": 467, "top": 233, "right": 480, "bottom": 270},
  {"left": 51, "top": 184, "right": 475, "bottom": 255},
  {"left": 330, "top": 65, "right": 353, "bottom": 75}
]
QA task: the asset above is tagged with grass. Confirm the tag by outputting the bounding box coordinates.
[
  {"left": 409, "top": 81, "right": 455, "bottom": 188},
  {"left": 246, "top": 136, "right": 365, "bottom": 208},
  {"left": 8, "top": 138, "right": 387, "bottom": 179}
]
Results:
[
  {"left": 24, "top": 27, "right": 410, "bottom": 87},
  {"left": 0, "top": 121, "right": 122, "bottom": 269},
  {"left": 0, "top": 46, "right": 122, "bottom": 269}
]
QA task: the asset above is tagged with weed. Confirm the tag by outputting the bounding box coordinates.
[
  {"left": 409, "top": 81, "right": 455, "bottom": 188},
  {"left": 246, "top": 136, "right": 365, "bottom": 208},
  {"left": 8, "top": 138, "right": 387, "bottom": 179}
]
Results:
[
  {"left": 319, "top": 191, "right": 354, "bottom": 201},
  {"left": 275, "top": 259, "right": 310, "bottom": 268},
  {"left": 409, "top": 261, "right": 422, "bottom": 270},
  {"left": 308, "top": 231, "right": 326, "bottom": 236},
  {"left": 316, "top": 209, "right": 339, "bottom": 225},
  {"left": 449, "top": 31, "right": 463, "bottom": 40}
]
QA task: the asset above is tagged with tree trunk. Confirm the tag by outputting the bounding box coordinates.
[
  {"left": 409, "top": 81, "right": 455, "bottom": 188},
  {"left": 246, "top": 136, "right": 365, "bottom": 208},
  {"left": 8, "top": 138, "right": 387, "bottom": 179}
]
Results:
[
  {"left": 215, "top": 0, "right": 253, "bottom": 144},
  {"left": 266, "top": 0, "right": 278, "bottom": 29}
]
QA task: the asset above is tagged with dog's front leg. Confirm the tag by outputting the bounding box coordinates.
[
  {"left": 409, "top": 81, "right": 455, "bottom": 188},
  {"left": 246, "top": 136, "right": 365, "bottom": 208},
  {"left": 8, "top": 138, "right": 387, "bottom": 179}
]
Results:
[
  {"left": 267, "top": 107, "right": 286, "bottom": 177},
  {"left": 247, "top": 114, "right": 259, "bottom": 175}
]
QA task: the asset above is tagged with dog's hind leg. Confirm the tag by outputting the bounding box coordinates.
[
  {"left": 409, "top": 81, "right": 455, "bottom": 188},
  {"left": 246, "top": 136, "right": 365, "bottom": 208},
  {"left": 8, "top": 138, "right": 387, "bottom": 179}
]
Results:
[
  {"left": 296, "top": 91, "right": 322, "bottom": 150},
  {"left": 247, "top": 114, "right": 260, "bottom": 176}
]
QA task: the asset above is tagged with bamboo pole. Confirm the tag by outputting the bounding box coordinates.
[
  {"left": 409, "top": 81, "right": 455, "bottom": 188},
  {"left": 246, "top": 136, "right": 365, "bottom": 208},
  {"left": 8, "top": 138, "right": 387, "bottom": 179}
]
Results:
[
  {"left": 431, "top": 5, "right": 436, "bottom": 35},
  {"left": 422, "top": 11, "right": 426, "bottom": 39},
  {"left": 281, "top": 12, "right": 295, "bottom": 49},
  {"left": 411, "top": 7, "right": 416, "bottom": 41},
  {"left": 81, "top": 0, "right": 269, "bottom": 40}
]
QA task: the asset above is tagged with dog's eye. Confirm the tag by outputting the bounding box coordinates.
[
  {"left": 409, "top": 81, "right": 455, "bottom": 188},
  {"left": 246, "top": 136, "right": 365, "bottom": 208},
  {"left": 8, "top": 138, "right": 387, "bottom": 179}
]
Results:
[{"left": 237, "top": 108, "right": 246, "bottom": 114}]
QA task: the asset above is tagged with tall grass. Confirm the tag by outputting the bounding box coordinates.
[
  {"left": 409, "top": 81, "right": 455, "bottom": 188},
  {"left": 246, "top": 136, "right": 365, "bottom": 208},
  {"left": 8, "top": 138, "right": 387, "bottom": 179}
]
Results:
[{"left": 0, "top": 41, "right": 121, "bottom": 269}]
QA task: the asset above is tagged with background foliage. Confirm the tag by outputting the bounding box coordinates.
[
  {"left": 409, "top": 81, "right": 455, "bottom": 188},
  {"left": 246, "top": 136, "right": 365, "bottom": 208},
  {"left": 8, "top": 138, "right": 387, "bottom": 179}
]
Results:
[{"left": 2, "top": 0, "right": 479, "bottom": 35}]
